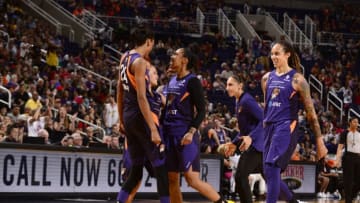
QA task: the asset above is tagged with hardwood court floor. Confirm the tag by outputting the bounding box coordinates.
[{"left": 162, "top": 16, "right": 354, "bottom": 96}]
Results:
[{"left": 2, "top": 197, "right": 357, "bottom": 203}]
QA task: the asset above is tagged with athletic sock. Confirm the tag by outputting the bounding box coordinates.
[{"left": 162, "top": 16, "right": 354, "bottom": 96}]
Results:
[
  {"left": 279, "top": 180, "right": 293, "bottom": 201},
  {"left": 160, "top": 196, "right": 170, "bottom": 203},
  {"left": 264, "top": 164, "right": 281, "bottom": 203},
  {"left": 117, "top": 190, "right": 129, "bottom": 203}
]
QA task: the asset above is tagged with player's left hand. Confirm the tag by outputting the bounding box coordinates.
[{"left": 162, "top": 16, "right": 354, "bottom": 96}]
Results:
[
  {"left": 181, "top": 132, "right": 193, "bottom": 145},
  {"left": 239, "top": 136, "right": 252, "bottom": 151}
]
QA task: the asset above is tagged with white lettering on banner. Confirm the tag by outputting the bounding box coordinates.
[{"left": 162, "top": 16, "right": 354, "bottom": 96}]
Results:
[{"left": 0, "top": 148, "right": 221, "bottom": 193}]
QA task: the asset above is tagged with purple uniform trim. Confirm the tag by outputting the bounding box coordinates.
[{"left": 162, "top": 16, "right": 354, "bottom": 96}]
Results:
[
  {"left": 165, "top": 126, "right": 200, "bottom": 172},
  {"left": 263, "top": 121, "right": 299, "bottom": 171}
]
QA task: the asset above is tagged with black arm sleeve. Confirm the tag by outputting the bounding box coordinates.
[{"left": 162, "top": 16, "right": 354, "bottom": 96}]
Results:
[
  {"left": 187, "top": 77, "right": 206, "bottom": 129},
  {"left": 339, "top": 130, "right": 347, "bottom": 145}
]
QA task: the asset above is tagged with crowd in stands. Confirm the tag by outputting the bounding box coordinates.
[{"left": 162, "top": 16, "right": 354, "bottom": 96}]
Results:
[
  {"left": 0, "top": 1, "right": 123, "bottom": 150},
  {"left": 1, "top": 0, "right": 360, "bottom": 200}
]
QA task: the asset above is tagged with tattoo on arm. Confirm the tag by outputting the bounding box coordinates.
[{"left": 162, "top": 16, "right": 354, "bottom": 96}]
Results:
[
  {"left": 297, "top": 75, "right": 322, "bottom": 138},
  {"left": 261, "top": 73, "right": 269, "bottom": 102}
]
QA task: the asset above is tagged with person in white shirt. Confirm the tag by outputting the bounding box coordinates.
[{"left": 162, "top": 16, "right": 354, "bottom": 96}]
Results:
[
  {"left": 103, "top": 95, "right": 119, "bottom": 135},
  {"left": 335, "top": 117, "right": 360, "bottom": 203},
  {"left": 27, "top": 107, "right": 45, "bottom": 137}
]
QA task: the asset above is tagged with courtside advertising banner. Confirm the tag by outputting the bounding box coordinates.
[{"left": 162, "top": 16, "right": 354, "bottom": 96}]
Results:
[
  {"left": 281, "top": 162, "right": 317, "bottom": 194},
  {"left": 0, "top": 147, "right": 221, "bottom": 193}
]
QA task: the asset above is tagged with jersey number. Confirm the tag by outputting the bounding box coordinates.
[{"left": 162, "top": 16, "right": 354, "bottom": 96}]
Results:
[{"left": 120, "top": 63, "right": 130, "bottom": 91}]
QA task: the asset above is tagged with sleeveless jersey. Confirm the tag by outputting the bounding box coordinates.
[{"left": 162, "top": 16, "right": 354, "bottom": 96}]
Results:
[
  {"left": 163, "top": 73, "right": 196, "bottom": 128},
  {"left": 119, "top": 51, "right": 143, "bottom": 118},
  {"left": 145, "top": 68, "right": 162, "bottom": 126},
  {"left": 264, "top": 69, "right": 300, "bottom": 123},
  {"left": 215, "top": 129, "right": 226, "bottom": 144}
]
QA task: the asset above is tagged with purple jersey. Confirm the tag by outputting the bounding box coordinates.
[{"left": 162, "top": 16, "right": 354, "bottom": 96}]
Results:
[
  {"left": 163, "top": 73, "right": 201, "bottom": 172},
  {"left": 163, "top": 73, "right": 196, "bottom": 129},
  {"left": 145, "top": 68, "right": 162, "bottom": 126},
  {"left": 233, "top": 92, "right": 264, "bottom": 152},
  {"left": 119, "top": 51, "right": 143, "bottom": 119},
  {"left": 264, "top": 69, "right": 300, "bottom": 123}
]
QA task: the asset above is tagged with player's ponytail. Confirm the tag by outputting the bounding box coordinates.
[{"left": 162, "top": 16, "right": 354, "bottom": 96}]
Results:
[
  {"left": 274, "top": 41, "right": 302, "bottom": 73},
  {"left": 183, "top": 43, "right": 199, "bottom": 72}
]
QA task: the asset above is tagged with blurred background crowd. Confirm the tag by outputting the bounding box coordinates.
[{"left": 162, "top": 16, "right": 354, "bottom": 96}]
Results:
[{"left": 0, "top": 0, "right": 360, "bottom": 200}]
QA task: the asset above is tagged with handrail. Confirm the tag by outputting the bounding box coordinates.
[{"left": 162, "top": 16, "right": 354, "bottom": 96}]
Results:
[
  {"left": 196, "top": 7, "right": 205, "bottom": 35},
  {"left": 78, "top": 130, "right": 103, "bottom": 143},
  {"left": 74, "top": 64, "right": 113, "bottom": 95},
  {"left": 236, "top": 10, "right": 261, "bottom": 40},
  {"left": 96, "top": 15, "right": 204, "bottom": 35},
  {"left": 40, "top": 49, "right": 113, "bottom": 94},
  {"left": 51, "top": 108, "right": 106, "bottom": 137},
  {"left": 23, "top": 0, "right": 61, "bottom": 34},
  {"left": 327, "top": 91, "right": 344, "bottom": 124},
  {"left": 81, "top": 9, "right": 113, "bottom": 40},
  {"left": 60, "top": 24, "right": 75, "bottom": 42},
  {"left": 304, "top": 15, "right": 316, "bottom": 42},
  {"left": 309, "top": 74, "right": 323, "bottom": 100},
  {"left": 283, "top": 13, "right": 313, "bottom": 52},
  {"left": 218, "top": 9, "right": 242, "bottom": 45},
  {"left": 317, "top": 31, "right": 360, "bottom": 46},
  {"left": 47, "top": 0, "right": 95, "bottom": 34},
  {"left": 300, "top": 64, "right": 305, "bottom": 76},
  {"left": 22, "top": 0, "right": 74, "bottom": 41},
  {"left": 264, "top": 12, "right": 292, "bottom": 42},
  {"left": 103, "top": 44, "right": 122, "bottom": 63},
  {"left": 348, "top": 108, "right": 360, "bottom": 127},
  {"left": 0, "top": 85, "right": 12, "bottom": 109}
]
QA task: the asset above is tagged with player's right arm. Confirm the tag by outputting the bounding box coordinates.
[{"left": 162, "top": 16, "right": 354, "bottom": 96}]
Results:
[
  {"left": 117, "top": 76, "right": 125, "bottom": 134},
  {"left": 133, "top": 58, "right": 161, "bottom": 145}
]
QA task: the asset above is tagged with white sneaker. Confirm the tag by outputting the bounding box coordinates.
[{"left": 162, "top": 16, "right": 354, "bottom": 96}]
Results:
[
  {"left": 317, "top": 192, "right": 326, "bottom": 199},
  {"left": 332, "top": 190, "right": 341, "bottom": 200}
]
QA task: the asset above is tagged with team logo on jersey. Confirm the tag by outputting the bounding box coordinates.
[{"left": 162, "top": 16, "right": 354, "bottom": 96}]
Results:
[{"left": 271, "top": 87, "right": 280, "bottom": 99}]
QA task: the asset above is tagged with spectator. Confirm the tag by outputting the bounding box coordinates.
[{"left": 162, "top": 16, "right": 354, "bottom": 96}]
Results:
[
  {"left": 110, "top": 135, "right": 120, "bottom": 150},
  {"left": 72, "top": 132, "right": 84, "bottom": 148},
  {"left": 61, "top": 134, "right": 74, "bottom": 147},
  {"left": 103, "top": 95, "right": 119, "bottom": 135},
  {"left": 316, "top": 158, "right": 330, "bottom": 199},
  {"left": 24, "top": 91, "right": 42, "bottom": 111},
  {"left": 38, "top": 128, "right": 50, "bottom": 144},
  {"left": 2, "top": 124, "right": 22, "bottom": 143},
  {"left": 27, "top": 107, "right": 45, "bottom": 137},
  {"left": 13, "top": 82, "right": 30, "bottom": 111},
  {"left": 212, "top": 75, "right": 226, "bottom": 92},
  {"left": 7, "top": 104, "right": 21, "bottom": 122},
  {"left": 220, "top": 62, "right": 234, "bottom": 80}
]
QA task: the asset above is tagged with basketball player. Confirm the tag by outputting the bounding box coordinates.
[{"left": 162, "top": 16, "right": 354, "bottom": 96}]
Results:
[
  {"left": 261, "top": 41, "right": 327, "bottom": 203},
  {"left": 117, "top": 26, "right": 169, "bottom": 203},
  {"left": 220, "top": 75, "right": 264, "bottom": 203},
  {"left": 163, "top": 44, "right": 227, "bottom": 203}
]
